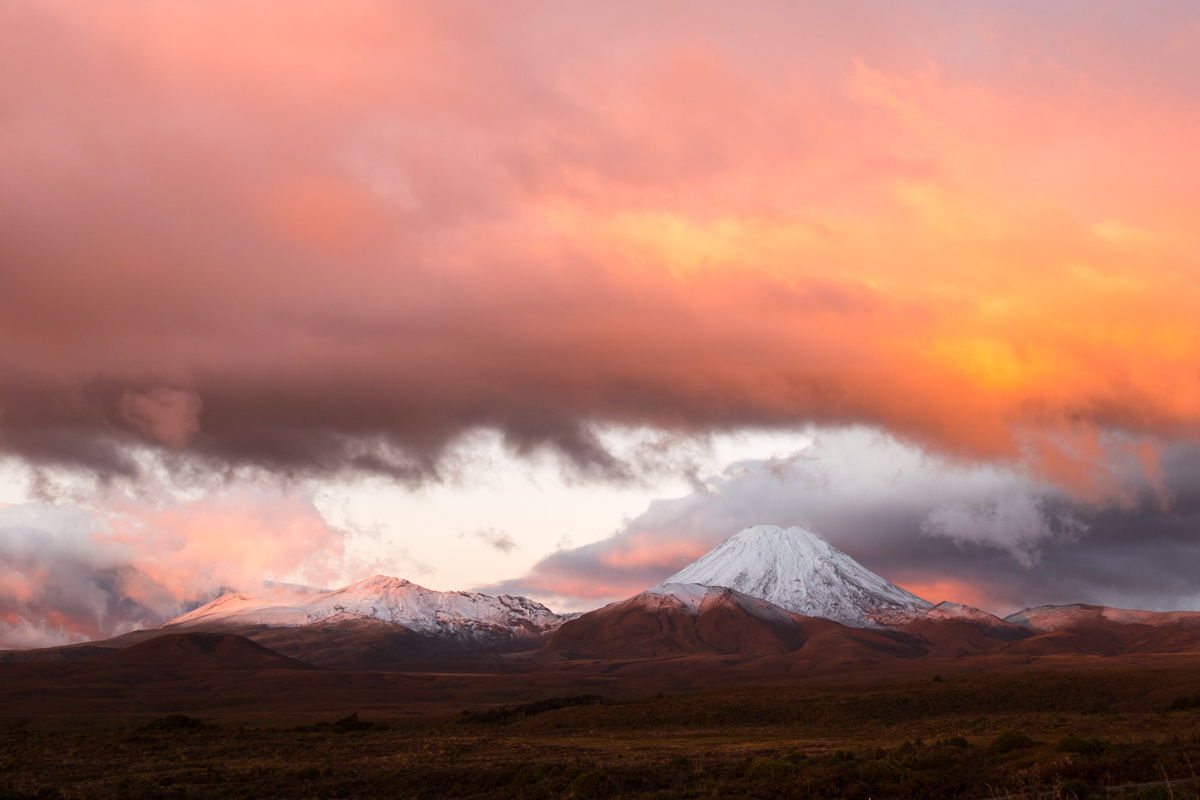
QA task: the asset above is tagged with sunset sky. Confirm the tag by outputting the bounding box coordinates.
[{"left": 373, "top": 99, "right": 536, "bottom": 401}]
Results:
[{"left": 3, "top": 1, "right": 1200, "bottom": 648}]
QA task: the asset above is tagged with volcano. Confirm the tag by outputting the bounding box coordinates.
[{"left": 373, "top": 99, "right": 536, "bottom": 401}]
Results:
[{"left": 656, "top": 524, "right": 932, "bottom": 628}]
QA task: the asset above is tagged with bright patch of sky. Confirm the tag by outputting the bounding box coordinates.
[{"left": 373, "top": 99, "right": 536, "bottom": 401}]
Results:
[{"left": 313, "top": 427, "right": 816, "bottom": 594}]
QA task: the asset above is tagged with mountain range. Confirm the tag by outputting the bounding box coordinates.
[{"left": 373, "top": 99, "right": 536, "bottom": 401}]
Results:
[
  {"left": 6, "top": 524, "right": 1200, "bottom": 672},
  {"left": 168, "top": 574, "right": 566, "bottom": 642}
]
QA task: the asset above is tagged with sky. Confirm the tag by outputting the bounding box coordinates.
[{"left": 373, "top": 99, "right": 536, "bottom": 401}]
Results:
[{"left": 2, "top": 0, "right": 1200, "bottom": 648}]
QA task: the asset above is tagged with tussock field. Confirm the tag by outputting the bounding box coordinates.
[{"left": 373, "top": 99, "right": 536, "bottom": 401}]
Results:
[{"left": 6, "top": 669, "right": 1200, "bottom": 799}]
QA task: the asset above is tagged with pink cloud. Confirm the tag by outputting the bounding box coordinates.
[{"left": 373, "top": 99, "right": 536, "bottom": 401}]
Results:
[
  {"left": 0, "top": 492, "right": 344, "bottom": 649},
  {"left": 0, "top": 1, "right": 1198, "bottom": 496}
]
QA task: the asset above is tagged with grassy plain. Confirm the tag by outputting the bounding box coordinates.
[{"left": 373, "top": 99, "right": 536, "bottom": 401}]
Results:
[{"left": 6, "top": 668, "right": 1200, "bottom": 799}]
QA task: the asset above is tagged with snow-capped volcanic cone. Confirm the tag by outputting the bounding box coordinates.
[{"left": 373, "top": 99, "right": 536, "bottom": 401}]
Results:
[
  {"left": 164, "top": 575, "right": 566, "bottom": 644},
  {"left": 657, "top": 525, "right": 932, "bottom": 628}
]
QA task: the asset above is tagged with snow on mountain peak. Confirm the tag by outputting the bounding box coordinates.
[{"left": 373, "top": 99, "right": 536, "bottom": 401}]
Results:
[
  {"left": 1004, "top": 603, "right": 1200, "bottom": 631},
  {"left": 164, "top": 575, "right": 566, "bottom": 642},
  {"left": 655, "top": 524, "right": 931, "bottom": 628}
]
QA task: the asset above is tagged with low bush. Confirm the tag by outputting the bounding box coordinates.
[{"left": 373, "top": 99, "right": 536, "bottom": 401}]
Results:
[
  {"left": 492, "top": 769, "right": 518, "bottom": 787},
  {"left": 936, "top": 736, "right": 970, "bottom": 748},
  {"left": 989, "top": 730, "right": 1036, "bottom": 755},
  {"left": 1056, "top": 778, "right": 1091, "bottom": 799},
  {"left": 1055, "top": 735, "right": 1107, "bottom": 755},
  {"left": 570, "top": 770, "right": 617, "bottom": 798},
  {"left": 1169, "top": 695, "right": 1200, "bottom": 711},
  {"left": 744, "top": 759, "right": 798, "bottom": 780},
  {"left": 859, "top": 758, "right": 913, "bottom": 784},
  {"left": 139, "top": 714, "right": 202, "bottom": 732},
  {"left": 1126, "top": 787, "right": 1170, "bottom": 800},
  {"left": 915, "top": 751, "right": 956, "bottom": 770},
  {"left": 459, "top": 695, "right": 616, "bottom": 725}
]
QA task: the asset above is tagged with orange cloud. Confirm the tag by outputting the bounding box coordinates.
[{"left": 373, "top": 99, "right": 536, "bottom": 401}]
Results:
[
  {"left": 0, "top": 1, "right": 1197, "bottom": 494},
  {"left": 893, "top": 579, "right": 1004, "bottom": 615}
]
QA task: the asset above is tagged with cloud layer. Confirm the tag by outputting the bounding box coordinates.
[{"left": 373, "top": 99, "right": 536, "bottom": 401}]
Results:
[
  {"left": 486, "top": 430, "right": 1200, "bottom": 616},
  {"left": 1, "top": 2, "right": 1198, "bottom": 489},
  {"left": 4, "top": 3, "right": 1200, "bottom": 639},
  {"left": 0, "top": 493, "right": 344, "bottom": 648}
]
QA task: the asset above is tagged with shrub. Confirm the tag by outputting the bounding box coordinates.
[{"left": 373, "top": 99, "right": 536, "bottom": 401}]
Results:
[
  {"left": 915, "top": 752, "right": 956, "bottom": 770},
  {"left": 295, "top": 766, "right": 320, "bottom": 780},
  {"left": 859, "top": 758, "right": 913, "bottom": 784},
  {"left": 1169, "top": 695, "right": 1200, "bottom": 711},
  {"left": 458, "top": 695, "right": 616, "bottom": 725},
  {"left": 668, "top": 756, "right": 692, "bottom": 769},
  {"left": 1056, "top": 735, "right": 1107, "bottom": 755},
  {"left": 1056, "top": 778, "right": 1092, "bottom": 799},
  {"left": 937, "top": 736, "right": 970, "bottom": 749},
  {"left": 744, "top": 759, "right": 798, "bottom": 780},
  {"left": 332, "top": 712, "right": 376, "bottom": 731},
  {"left": 570, "top": 770, "right": 617, "bottom": 798},
  {"left": 989, "top": 730, "right": 1036, "bottom": 755},
  {"left": 296, "top": 712, "right": 377, "bottom": 734},
  {"left": 1126, "top": 787, "right": 1170, "bottom": 800},
  {"left": 140, "top": 714, "right": 202, "bottom": 732}
]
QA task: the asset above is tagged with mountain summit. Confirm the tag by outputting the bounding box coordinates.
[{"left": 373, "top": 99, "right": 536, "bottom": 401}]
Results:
[
  {"left": 164, "top": 575, "right": 566, "bottom": 643},
  {"left": 656, "top": 524, "right": 932, "bottom": 628}
]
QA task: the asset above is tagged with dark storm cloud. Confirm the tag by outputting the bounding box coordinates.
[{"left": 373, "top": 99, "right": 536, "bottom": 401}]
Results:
[{"left": 485, "top": 432, "right": 1200, "bottom": 615}]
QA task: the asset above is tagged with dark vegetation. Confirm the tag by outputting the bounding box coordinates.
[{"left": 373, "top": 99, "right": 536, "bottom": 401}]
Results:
[
  {"left": 6, "top": 669, "right": 1200, "bottom": 799},
  {"left": 293, "top": 714, "right": 381, "bottom": 734},
  {"left": 1172, "top": 695, "right": 1200, "bottom": 712},
  {"left": 138, "top": 715, "right": 205, "bottom": 733},
  {"left": 458, "top": 696, "right": 616, "bottom": 726}
]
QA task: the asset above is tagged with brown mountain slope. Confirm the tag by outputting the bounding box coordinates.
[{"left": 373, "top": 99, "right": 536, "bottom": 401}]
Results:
[
  {"left": 994, "top": 623, "right": 1200, "bottom": 658},
  {"left": 901, "top": 617, "right": 1031, "bottom": 658},
  {"left": 0, "top": 618, "right": 553, "bottom": 670},
  {"left": 545, "top": 587, "right": 810, "bottom": 659},
  {"left": 729, "top": 617, "right": 927, "bottom": 676},
  {"left": 97, "top": 632, "right": 318, "bottom": 670},
  {"left": 543, "top": 585, "right": 932, "bottom": 670}
]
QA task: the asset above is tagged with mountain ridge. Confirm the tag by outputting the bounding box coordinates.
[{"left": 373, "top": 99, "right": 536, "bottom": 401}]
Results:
[{"left": 164, "top": 574, "right": 568, "bottom": 644}]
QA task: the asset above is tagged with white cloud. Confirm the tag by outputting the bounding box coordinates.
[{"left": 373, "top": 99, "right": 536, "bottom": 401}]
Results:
[{"left": 920, "top": 493, "right": 1088, "bottom": 567}]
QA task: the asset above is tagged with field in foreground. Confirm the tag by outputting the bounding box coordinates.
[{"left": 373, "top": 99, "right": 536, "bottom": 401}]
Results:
[{"left": 6, "top": 669, "right": 1200, "bottom": 799}]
